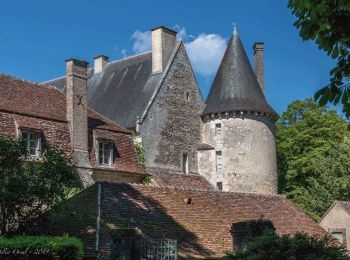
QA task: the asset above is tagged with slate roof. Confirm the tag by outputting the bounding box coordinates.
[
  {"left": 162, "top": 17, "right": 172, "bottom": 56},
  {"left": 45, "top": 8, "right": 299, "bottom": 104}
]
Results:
[
  {"left": 36, "top": 182, "right": 327, "bottom": 258},
  {"left": 44, "top": 52, "right": 163, "bottom": 128},
  {"left": 0, "top": 74, "right": 131, "bottom": 134},
  {"left": 202, "top": 32, "right": 277, "bottom": 117}
]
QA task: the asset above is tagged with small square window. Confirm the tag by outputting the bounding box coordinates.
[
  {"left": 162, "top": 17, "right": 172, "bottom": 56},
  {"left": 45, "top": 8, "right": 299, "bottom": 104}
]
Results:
[
  {"left": 215, "top": 123, "right": 222, "bottom": 135},
  {"left": 217, "top": 182, "right": 223, "bottom": 191},
  {"left": 98, "top": 141, "right": 113, "bottom": 166},
  {"left": 332, "top": 231, "right": 345, "bottom": 244},
  {"left": 216, "top": 151, "right": 223, "bottom": 171},
  {"left": 22, "top": 130, "right": 41, "bottom": 157},
  {"left": 182, "top": 152, "right": 189, "bottom": 174}
]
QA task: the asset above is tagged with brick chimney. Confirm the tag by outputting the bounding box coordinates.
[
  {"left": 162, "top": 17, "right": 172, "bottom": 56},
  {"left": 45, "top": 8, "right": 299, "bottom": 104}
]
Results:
[
  {"left": 65, "top": 58, "right": 90, "bottom": 168},
  {"left": 151, "top": 26, "right": 177, "bottom": 74},
  {"left": 94, "top": 55, "right": 109, "bottom": 74},
  {"left": 253, "top": 42, "right": 264, "bottom": 94}
]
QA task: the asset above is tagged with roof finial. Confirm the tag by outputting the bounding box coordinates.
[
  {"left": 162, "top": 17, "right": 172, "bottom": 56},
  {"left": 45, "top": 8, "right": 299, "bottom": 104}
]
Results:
[{"left": 232, "top": 23, "right": 237, "bottom": 35}]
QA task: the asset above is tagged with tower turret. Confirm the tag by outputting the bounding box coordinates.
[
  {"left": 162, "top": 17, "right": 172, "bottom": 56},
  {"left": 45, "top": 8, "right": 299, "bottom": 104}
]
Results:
[{"left": 198, "top": 28, "right": 278, "bottom": 194}]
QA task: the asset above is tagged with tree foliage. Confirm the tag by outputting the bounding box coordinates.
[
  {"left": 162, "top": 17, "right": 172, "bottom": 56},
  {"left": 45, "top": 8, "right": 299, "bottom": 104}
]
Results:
[
  {"left": 0, "top": 135, "right": 82, "bottom": 235},
  {"left": 277, "top": 99, "right": 350, "bottom": 220},
  {"left": 288, "top": 0, "right": 350, "bottom": 116},
  {"left": 134, "top": 138, "right": 146, "bottom": 169},
  {"left": 233, "top": 230, "right": 348, "bottom": 260}
]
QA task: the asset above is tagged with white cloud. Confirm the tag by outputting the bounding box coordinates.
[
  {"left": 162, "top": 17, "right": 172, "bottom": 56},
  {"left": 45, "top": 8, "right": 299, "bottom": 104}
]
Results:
[
  {"left": 130, "top": 26, "right": 227, "bottom": 77},
  {"left": 121, "top": 48, "right": 128, "bottom": 58},
  {"left": 185, "top": 33, "right": 226, "bottom": 77},
  {"left": 131, "top": 30, "right": 152, "bottom": 54}
]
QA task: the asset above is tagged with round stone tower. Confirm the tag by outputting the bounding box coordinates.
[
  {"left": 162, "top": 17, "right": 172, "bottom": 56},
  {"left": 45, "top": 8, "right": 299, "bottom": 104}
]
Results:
[{"left": 198, "top": 29, "right": 278, "bottom": 194}]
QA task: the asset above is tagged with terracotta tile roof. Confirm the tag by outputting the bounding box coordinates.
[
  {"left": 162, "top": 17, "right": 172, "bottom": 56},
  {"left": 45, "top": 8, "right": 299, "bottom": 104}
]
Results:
[
  {"left": 0, "top": 74, "right": 130, "bottom": 134},
  {"left": 337, "top": 201, "right": 350, "bottom": 215},
  {"left": 149, "top": 168, "right": 214, "bottom": 191},
  {"left": 35, "top": 182, "right": 327, "bottom": 258}
]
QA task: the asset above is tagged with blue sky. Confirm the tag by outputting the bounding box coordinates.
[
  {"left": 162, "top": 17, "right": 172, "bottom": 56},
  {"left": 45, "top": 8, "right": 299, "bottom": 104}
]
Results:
[{"left": 0, "top": 0, "right": 335, "bottom": 114}]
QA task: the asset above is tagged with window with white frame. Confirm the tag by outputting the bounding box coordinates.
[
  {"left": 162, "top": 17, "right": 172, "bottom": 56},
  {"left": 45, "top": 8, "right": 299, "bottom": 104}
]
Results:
[
  {"left": 98, "top": 141, "right": 114, "bottom": 166},
  {"left": 216, "top": 151, "right": 223, "bottom": 171},
  {"left": 22, "top": 130, "right": 41, "bottom": 157},
  {"left": 215, "top": 123, "right": 222, "bottom": 135},
  {"left": 182, "top": 152, "right": 189, "bottom": 174}
]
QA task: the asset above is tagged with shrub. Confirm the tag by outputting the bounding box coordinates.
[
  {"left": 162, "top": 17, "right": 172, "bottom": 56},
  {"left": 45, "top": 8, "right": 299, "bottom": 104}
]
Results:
[
  {"left": 0, "top": 235, "right": 83, "bottom": 259},
  {"left": 233, "top": 230, "right": 348, "bottom": 260}
]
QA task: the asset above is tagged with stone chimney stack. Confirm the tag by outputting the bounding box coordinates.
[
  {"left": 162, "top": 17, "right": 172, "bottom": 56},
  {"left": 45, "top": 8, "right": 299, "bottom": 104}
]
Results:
[
  {"left": 253, "top": 42, "right": 265, "bottom": 94},
  {"left": 151, "top": 26, "right": 177, "bottom": 74},
  {"left": 94, "top": 55, "right": 109, "bottom": 74},
  {"left": 66, "top": 58, "right": 90, "bottom": 166}
]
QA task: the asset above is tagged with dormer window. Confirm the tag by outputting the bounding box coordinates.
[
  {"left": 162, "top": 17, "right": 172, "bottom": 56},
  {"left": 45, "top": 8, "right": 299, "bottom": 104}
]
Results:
[
  {"left": 21, "top": 130, "right": 41, "bottom": 158},
  {"left": 98, "top": 141, "right": 113, "bottom": 166}
]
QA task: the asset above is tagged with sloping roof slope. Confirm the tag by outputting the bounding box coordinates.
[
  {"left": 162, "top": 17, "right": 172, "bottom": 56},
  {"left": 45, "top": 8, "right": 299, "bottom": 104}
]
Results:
[
  {"left": 336, "top": 201, "right": 350, "bottom": 215},
  {"left": 36, "top": 182, "right": 327, "bottom": 258},
  {"left": 0, "top": 74, "right": 130, "bottom": 134},
  {"left": 202, "top": 32, "right": 277, "bottom": 117},
  {"left": 45, "top": 52, "right": 163, "bottom": 128}
]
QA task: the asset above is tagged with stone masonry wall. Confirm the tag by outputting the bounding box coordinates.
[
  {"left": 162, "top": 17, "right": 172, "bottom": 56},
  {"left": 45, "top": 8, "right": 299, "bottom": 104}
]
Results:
[
  {"left": 141, "top": 43, "right": 204, "bottom": 174},
  {"left": 199, "top": 116, "right": 277, "bottom": 194},
  {"left": 319, "top": 204, "right": 350, "bottom": 249}
]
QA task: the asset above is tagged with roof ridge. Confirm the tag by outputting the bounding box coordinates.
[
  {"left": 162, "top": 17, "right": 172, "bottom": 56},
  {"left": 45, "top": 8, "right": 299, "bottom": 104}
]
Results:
[
  {"left": 41, "top": 75, "right": 65, "bottom": 84},
  {"left": 140, "top": 40, "right": 183, "bottom": 123},
  {"left": 0, "top": 73, "right": 66, "bottom": 95},
  {"left": 0, "top": 73, "right": 41, "bottom": 86},
  {"left": 108, "top": 51, "right": 152, "bottom": 66},
  {"left": 101, "top": 181, "right": 285, "bottom": 198}
]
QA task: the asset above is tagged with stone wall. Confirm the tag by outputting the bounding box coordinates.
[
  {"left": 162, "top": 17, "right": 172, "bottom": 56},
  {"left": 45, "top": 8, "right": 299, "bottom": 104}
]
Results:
[
  {"left": 141, "top": 43, "right": 204, "bottom": 174},
  {"left": 319, "top": 203, "right": 350, "bottom": 249},
  {"left": 199, "top": 115, "right": 277, "bottom": 194}
]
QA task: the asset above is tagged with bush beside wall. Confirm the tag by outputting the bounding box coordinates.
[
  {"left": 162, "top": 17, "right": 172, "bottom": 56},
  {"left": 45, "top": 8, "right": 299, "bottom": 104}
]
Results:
[{"left": 0, "top": 235, "right": 83, "bottom": 259}]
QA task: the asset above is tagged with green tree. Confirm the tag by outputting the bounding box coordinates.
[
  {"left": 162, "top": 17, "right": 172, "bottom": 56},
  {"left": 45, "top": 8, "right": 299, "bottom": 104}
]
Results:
[
  {"left": 233, "top": 230, "right": 348, "bottom": 260},
  {"left": 0, "top": 135, "right": 82, "bottom": 235},
  {"left": 288, "top": 0, "right": 350, "bottom": 116},
  {"left": 277, "top": 99, "right": 350, "bottom": 220}
]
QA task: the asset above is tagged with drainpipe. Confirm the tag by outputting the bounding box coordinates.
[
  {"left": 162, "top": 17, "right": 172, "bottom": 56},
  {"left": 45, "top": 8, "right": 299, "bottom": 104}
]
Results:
[{"left": 96, "top": 183, "right": 101, "bottom": 252}]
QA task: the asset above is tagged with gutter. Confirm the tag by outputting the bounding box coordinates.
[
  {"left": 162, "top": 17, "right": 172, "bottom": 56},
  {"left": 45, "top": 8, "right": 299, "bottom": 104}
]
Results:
[{"left": 96, "top": 183, "right": 101, "bottom": 252}]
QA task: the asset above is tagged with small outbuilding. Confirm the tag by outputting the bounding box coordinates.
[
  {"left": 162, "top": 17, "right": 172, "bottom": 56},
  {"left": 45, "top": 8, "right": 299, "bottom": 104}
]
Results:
[
  {"left": 319, "top": 200, "right": 350, "bottom": 249},
  {"left": 30, "top": 182, "right": 327, "bottom": 259}
]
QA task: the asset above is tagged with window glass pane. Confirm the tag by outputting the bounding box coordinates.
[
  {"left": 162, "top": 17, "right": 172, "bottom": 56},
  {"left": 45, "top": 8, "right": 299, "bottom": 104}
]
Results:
[
  {"left": 22, "top": 131, "right": 40, "bottom": 157},
  {"left": 98, "top": 141, "right": 113, "bottom": 166},
  {"left": 217, "top": 182, "right": 223, "bottom": 191},
  {"left": 215, "top": 124, "right": 222, "bottom": 135},
  {"left": 182, "top": 153, "right": 188, "bottom": 173},
  {"left": 332, "top": 232, "right": 344, "bottom": 244}
]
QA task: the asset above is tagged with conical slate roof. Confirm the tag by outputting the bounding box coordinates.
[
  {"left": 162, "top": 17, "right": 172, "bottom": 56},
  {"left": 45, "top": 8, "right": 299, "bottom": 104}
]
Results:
[{"left": 202, "top": 31, "right": 277, "bottom": 117}]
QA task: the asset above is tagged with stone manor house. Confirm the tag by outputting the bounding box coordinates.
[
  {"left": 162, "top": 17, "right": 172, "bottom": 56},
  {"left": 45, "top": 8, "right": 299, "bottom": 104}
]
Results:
[
  {"left": 0, "top": 26, "right": 329, "bottom": 258},
  {"left": 45, "top": 26, "right": 278, "bottom": 194}
]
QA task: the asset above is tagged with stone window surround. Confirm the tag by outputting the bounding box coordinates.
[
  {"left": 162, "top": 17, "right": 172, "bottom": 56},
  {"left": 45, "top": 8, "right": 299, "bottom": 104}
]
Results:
[
  {"left": 215, "top": 123, "right": 222, "bottom": 136},
  {"left": 216, "top": 151, "right": 223, "bottom": 171},
  {"left": 181, "top": 151, "right": 189, "bottom": 174},
  {"left": 18, "top": 127, "right": 42, "bottom": 159},
  {"left": 329, "top": 228, "right": 346, "bottom": 247}
]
